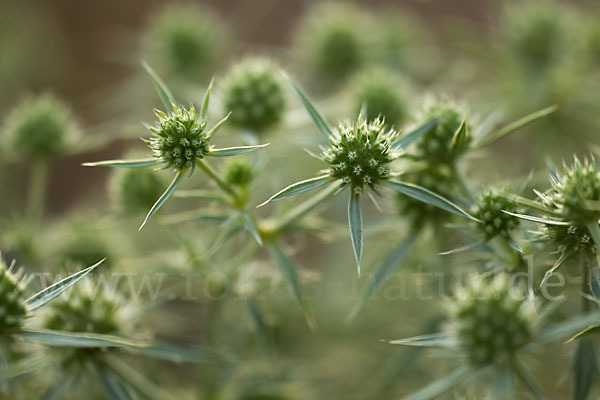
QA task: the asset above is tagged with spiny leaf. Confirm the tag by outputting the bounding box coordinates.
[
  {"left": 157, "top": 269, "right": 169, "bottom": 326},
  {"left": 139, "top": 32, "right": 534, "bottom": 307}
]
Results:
[
  {"left": 284, "top": 73, "right": 331, "bottom": 139},
  {"left": 246, "top": 297, "right": 275, "bottom": 365},
  {"left": 536, "top": 311, "right": 600, "bottom": 345},
  {"left": 349, "top": 235, "right": 417, "bottom": 320},
  {"left": 505, "top": 193, "right": 559, "bottom": 216},
  {"left": 20, "top": 329, "right": 148, "bottom": 348},
  {"left": 98, "top": 367, "right": 137, "bottom": 400},
  {"left": 585, "top": 221, "right": 600, "bottom": 251},
  {"left": 514, "top": 363, "right": 548, "bottom": 400},
  {"left": 268, "top": 242, "right": 316, "bottom": 330},
  {"left": 133, "top": 344, "right": 233, "bottom": 365},
  {"left": 388, "top": 181, "right": 478, "bottom": 221},
  {"left": 207, "top": 143, "right": 269, "bottom": 157},
  {"left": 401, "top": 365, "right": 472, "bottom": 400},
  {"left": 566, "top": 324, "right": 600, "bottom": 343},
  {"left": 241, "top": 213, "right": 263, "bottom": 246},
  {"left": 82, "top": 159, "right": 158, "bottom": 168},
  {"left": 382, "top": 332, "right": 454, "bottom": 348},
  {"left": 392, "top": 118, "right": 437, "bottom": 150},
  {"left": 451, "top": 115, "right": 468, "bottom": 151},
  {"left": 25, "top": 259, "right": 105, "bottom": 311},
  {"left": 205, "top": 111, "right": 232, "bottom": 137},
  {"left": 200, "top": 78, "right": 214, "bottom": 120},
  {"left": 160, "top": 210, "right": 230, "bottom": 225},
  {"left": 141, "top": 61, "right": 175, "bottom": 112},
  {"left": 258, "top": 175, "right": 333, "bottom": 207},
  {"left": 472, "top": 105, "right": 558, "bottom": 149},
  {"left": 573, "top": 338, "right": 597, "bottom": 400},
  {"left": 502, "top": 210, "right": 571, "bottom": 226},
  {"left": 540, "top": 252, "right": 569, "bottom": 288},
  {"left": 139, "top": 170, "right": 185, "bottom": 230},
  {"left": 348, "top": 192, "right": 363, "bottom": 276},
  {"left": 439, "top": 242, "right": 483, "bottom": 256}
]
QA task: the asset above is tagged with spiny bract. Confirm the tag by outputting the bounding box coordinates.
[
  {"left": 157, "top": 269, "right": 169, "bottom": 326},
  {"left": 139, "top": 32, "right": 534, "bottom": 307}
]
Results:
[
  {"left": 351, "top": 68, "right": 408, "bottom": 127},
  {"left": 223, "top": 58, "right": 286, "bottom": 131},
  {"left": 475, "top": 187, "right": 520, "bottom": 240},
  {"left": 546, "top": 158, "right": 600, "bottom": 222},
  {"left": 323, "top": 115, "right": 399, "bottom": 193},
  {"left": 415, "top": 99, "right": 469, "bottom": 165},
  {"left": 0, "top": 257, "right": 28, "bottom": 333},
  {"left": 3, "top": 93, "right": 77, "bottom": 158},
  {"left": 148, "top": 105, "right": 210, "bottom": 171},
  {"left": 448, "top": 275, "right": 535, "bottom": 367}
]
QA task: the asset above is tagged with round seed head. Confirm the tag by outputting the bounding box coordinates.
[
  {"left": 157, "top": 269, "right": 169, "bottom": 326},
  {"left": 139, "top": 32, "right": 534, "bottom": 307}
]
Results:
[
  {"left": 475, "top": 187, "right": 520, "bottom": 240},
  {"left": 324, "top": 115, "right": 399, "bottom": 192},
  {"left": 546, "top": 224, "right": 597, "bottom": 254},
  {"left": 223, "top": 58, "right": 286, "bottom": 132},
  {"left": 294, "top": 2, "right": 372, "bottom": 84},
  {"left": 142, "top": 3, "right": 229, "bottom": 79},
  {"left": 57, "top": 222, "right": 113, "bottom": 270},
  {"left": 415, "top": 98, "right": 470, "bottom": 165},
  {"left": 223, "top": 158, "right": 255, "bottom": 187},
  {"left": 447, "top": 275, "right": 536, "bottom": 367},
  {"left": 351, "top": 68, "right": 409, "bottom": 127},
  {"left": 0, "top": 257, "right": 28, "bottom": 333},
  {"left": 148, "top": 105, "right": 209, "bottom": 171},
  {"left": 3, "top": 93, "right": 77, "bottom": 159},
  {"left": 111, "top": 163, "right": 169, "bottom": 213}
]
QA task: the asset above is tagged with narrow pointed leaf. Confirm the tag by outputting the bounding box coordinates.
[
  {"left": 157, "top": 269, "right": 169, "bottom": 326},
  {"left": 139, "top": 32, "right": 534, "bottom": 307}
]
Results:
[
  {"left": 139, "top": 170, "right": 185, "bottom": 230},
  {"left": 205, "top": 111, "right": 231, "bottom": 137},
  {"left": 566, "top": 324, "right": 600, "bottom": 343},
  {"left": 573, "top": 338, "right": 597, "bottom": 400},
  {"left": 25, "top": 259, "right": 104, "bottom": 311},
  {"left": 200, "top": 78, "right": 214, "bottom": 120},
  {"left": 268, "top": 242, "right": 316, "bottom": 330},
  {"left": 348, "top": 193, "right": 363, "bottom": 276},
  {"left": 585, "top": 221, "right": 600, "bottom": 251},
  {"left": 133, "top": 344, "right": 232, "bottom": 365},
  {"left": 141, "top": 61, "right": 175, "bottom": 112},
  {"left": 401, "top": 365, "right": 472, "bottom": 400},
  {"left": 160, "top": 210, "right": 230, "bottom": 225},
  {"left": 242, "top": 213, "right": 263, "bottom": 246},
  {"left": 388, "top": 181, "right": 478, "bottom": 221},
  {"left": 82, "top": 159, "right": 158, "bottom": 168},
  {"left": 246, "top": 297, "right": 275, "bottom": 364},
  {"left": 393, "top": 118, "right": 437, "bottom": 150},
  {"left": 540, "top": 252, "right": 569, "bottom": 288},
  {"left": 506, "top": 194, "right": 559, "bottom": 215},
  {"left": 383, "top": 332, "right": 454, "bottom": 348},
  {"left": 451, "top": 115, "right": 467, "bottom": 150},
  {"left": 207, "top": 143, "right": 269, "bottom": 157},
  {"left": 515, "top": 363, "right": 548, "bottom": 400},
  {"left": 285, "top": 74, "right": 331, "bottom": 138},
  {"left": 106, "top": 357, "right": 177, "bottom": 400},
  {"left": 502, "top": 210, "right": 570, "bottom": 226},
  {"left": 536, "top": 311, "right": 600, "bottom": 345},
  {"left": 473, "top": 105, "right": 558, "bottom": 149},
  {"left": 258, "top": 175, "right": 333, "bottom": 207},
  {"left": 98, "top": 367, "right": 137, "bottom": 400},
  {"left": 439, "top": 242, "right": 483, "bottom": 256},
  {"left": 20, "top": 329, "right": 147, "bottom": 348}
]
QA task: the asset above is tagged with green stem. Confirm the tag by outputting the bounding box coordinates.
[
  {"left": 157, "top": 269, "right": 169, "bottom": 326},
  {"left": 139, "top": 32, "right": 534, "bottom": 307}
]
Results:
[
  {"left": 27, "top": 159, "right": 48, "bottom": 219},
  {"left": 196, "top": 159, "right": 237, "bottom": 200},
  {"left": 271, "top": 181, "right": 341, "bottom": 234},
  {"left": 451, "top": 162, "right": 475, "bottom": 203}
]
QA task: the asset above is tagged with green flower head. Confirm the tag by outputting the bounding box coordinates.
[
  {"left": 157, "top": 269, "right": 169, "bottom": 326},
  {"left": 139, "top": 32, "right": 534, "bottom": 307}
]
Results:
[
  {"left": 448, "top": 275, "right": 536, "bottom": 367},
  {"left": 323, "top": 115, "right": 399, "bottom": 194},
  {"left": 351, "top": 68, "right": 409, "bottom": 127},
  {"left": 3, "top": 93, "right": 77, "bottom": 159},
  {"left": 148, "top": 105, "right": 210, "bottom": 171},
  {"left": 475, "top": 187, "right": 520, "bottom": 240},
  {"left": 111, "top": 163, "right": 169, "bottom": 213},
  {"left": 223, "top": 58, "right": 286, "bottom": 132},
  {"left": 415, "top": 98, "right": 470, "bottom": 166},
  {"left": 0, "top": 257, "right": 28, "bottom": 333},
  {"left": 224, "top": 158, "right": 255, "bottom": 187}
]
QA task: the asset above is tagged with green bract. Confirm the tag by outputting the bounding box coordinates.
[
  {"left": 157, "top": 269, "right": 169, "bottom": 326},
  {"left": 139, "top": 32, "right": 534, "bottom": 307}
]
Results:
[
  {"left": 324, "top": 115, "right": 399, "bottom": 194},
  {"left": 351, "top": 69, "right": 408, "bottom": 126},
  {"left": 448, "top": 275, "right": 535, "bottom": 367},
  {"left": 148, "top": 105, "right": 210, "bottom": 171},
  {"left": 223, "top": 58, "right": 286, "bottom": 132},
  {"left": 3, "top": 93, "right": 77, "bottom": 158},
  {"left": 143, "top": 3, "right": 229, "bottom": 78},
  {"left": 475, "top": 187, "right": 520, "bottom": 240},
  {"left": 0, "top": 258, "right": 28, "bottom": 332}
]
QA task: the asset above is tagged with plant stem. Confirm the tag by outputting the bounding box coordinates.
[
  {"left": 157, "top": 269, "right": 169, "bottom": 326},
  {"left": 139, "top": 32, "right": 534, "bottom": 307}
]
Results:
[
  {"left": 27, "top": 159, "right": 48, "bottom": 220},
  {"left": 451, "top": 162, "right": 475, "bottom": 203},
  {"left": 196, "top": 159, "right": 237, "bottom": 199},
  {"left": 270, "top": 181, "right": 341, "bottom": 234}
]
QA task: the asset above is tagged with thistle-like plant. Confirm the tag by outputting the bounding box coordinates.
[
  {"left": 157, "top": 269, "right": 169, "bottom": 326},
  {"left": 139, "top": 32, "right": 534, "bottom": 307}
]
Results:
[
  {"left": 384, "top": 274, "right": 600, "bottom": 400},
  {"left": 83, "top": 63, "right": 268, "bottom": 230},
  {"left": 259, "top": 78, "right": 477, "bottom": 275}
]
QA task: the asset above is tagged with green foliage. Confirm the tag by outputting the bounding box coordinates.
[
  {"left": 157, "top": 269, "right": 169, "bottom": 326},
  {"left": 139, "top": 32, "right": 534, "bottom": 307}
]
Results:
[
  {"left": 223, "top": 58, "right": 286, "bottom": 132},
  {"left": 0, "top": 257, "right": 28, "bottom": 332},
  {"left": 474, "top": 187, "right": 520, "bottom": 240}
]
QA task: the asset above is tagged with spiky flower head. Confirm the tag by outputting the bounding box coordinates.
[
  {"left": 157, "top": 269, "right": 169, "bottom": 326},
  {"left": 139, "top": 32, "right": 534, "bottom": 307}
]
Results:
[
  {"left": 0, "top": 257, "right": 28, "bottom": 333},
  {"left": 224, "top": 158, "right": 255, "bottom": 187},
  {"left": 143, "top": 3, "right": 229, "bottom": 79},
  {"left": 294, "top": 2, "right": 371, "bottom": 84},
  {"left": 351, "top": 68, "right": 408, "bottom": 127},
  {"left": 475, "top": 187, "right": 520, "bottom": 240},
  {"left": 501, "top": 0, "right": 569, "bottom": 72},
  {"left": 3, "top": 93, "right": 77, "bottom": 159},
  {"left": 323, "top": 115, "right": 399, "bottom": 194},
  {"left": 415, "top": 99, "right": 470, "bottom": 166},
  {"left": 545, "top": 157, "right": 600, "bottom": 222},
  {"left": 111, "top": 163, "right": 169, "bottom": 213},
  {"left": 223, "top": 58, "right": 286, "bottom": 132},
  {"left": 447, "top": 274, "right": 536, "bottom": 367},
  {"left": 546, "top": 224, "right": 596, "bottom": 255},
  {"left": 148, "top": 105, "right": 210, "bottom": 171}
]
